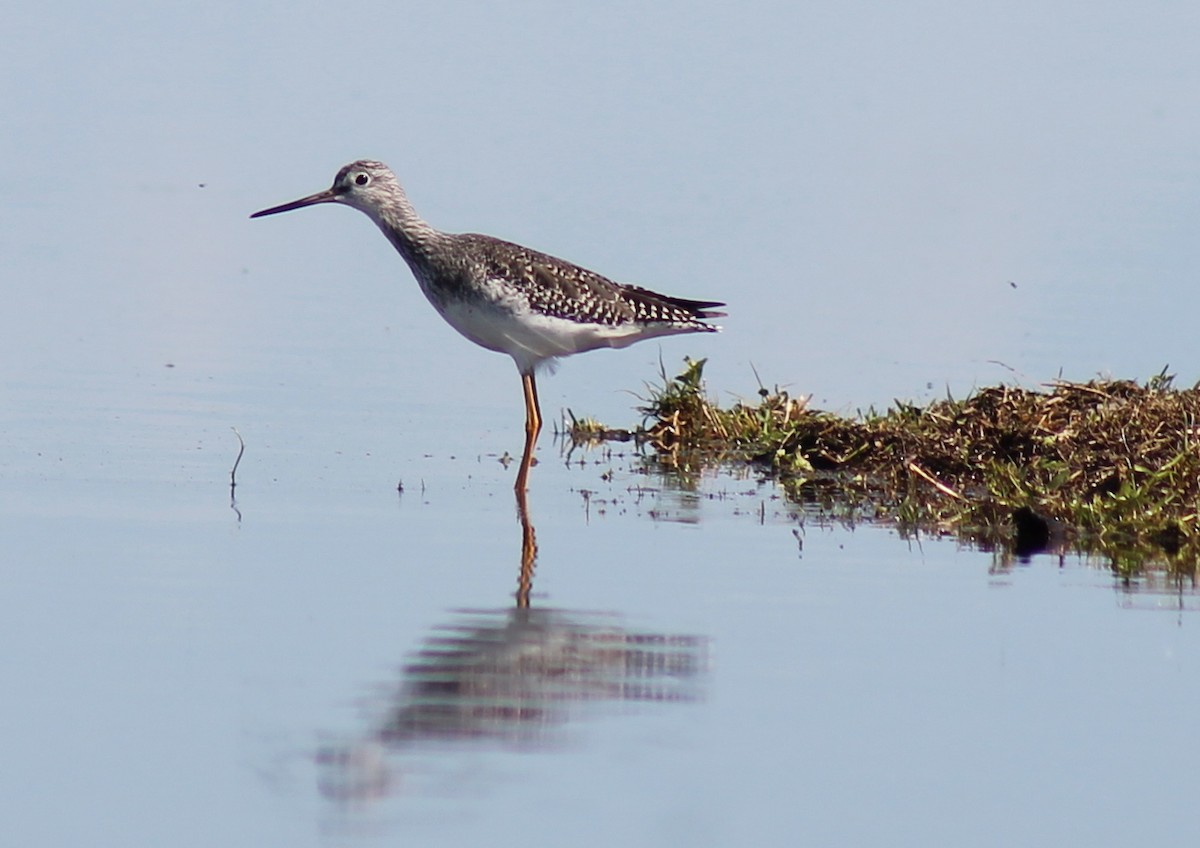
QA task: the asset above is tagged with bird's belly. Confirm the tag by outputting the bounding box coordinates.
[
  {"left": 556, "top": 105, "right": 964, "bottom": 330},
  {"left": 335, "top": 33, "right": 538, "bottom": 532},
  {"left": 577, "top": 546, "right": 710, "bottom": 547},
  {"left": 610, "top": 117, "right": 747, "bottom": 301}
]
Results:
[{"left": 438, "top": 300, "right": 661, "bottom": 373}]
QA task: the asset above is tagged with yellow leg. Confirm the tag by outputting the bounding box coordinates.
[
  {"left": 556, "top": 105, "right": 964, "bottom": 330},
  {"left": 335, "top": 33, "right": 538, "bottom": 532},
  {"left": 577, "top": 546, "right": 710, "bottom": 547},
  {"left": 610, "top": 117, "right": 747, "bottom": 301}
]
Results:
[{"left": 515, "top": 371, "right": 542, "bottom": 492}]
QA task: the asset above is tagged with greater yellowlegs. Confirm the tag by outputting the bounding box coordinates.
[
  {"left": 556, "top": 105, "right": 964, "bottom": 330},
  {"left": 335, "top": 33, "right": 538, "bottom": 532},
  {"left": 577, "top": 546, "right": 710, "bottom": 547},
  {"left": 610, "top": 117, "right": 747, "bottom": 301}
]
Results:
[{"left": 251, "top": 160, "right": 725, "bottom": 489}]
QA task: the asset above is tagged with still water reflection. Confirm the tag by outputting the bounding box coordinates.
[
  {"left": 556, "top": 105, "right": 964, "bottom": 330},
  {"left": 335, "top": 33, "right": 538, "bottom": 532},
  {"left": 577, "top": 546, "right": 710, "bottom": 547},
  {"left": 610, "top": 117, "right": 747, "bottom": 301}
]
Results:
[{"left": 317, "top": 488, "right": 708, "bottom": 802}]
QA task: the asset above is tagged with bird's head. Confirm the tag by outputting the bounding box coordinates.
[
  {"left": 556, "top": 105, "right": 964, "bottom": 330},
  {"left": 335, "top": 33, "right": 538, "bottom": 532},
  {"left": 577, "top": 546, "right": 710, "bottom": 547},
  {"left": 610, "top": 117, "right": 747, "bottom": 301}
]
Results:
[{"left": 251, "top": 160, "right": 402, "bottom": 219}]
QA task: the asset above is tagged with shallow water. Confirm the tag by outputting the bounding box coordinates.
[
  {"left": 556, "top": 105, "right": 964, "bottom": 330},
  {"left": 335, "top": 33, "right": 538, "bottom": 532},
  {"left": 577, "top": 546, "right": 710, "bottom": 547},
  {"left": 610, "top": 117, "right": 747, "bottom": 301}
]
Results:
[
  {"left": 4, "top": 360, "right": 1199, "bottom": 846},
  {"left": 6, "top": 2, "right": 1200, "bottom": 845}
]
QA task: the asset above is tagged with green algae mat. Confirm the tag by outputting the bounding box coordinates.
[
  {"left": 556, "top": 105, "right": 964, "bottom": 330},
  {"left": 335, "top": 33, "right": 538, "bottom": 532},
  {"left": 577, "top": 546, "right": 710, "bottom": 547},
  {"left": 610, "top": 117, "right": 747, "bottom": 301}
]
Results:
[{"left": 573, "top": 360, "right": 1200, "bottom": 574}]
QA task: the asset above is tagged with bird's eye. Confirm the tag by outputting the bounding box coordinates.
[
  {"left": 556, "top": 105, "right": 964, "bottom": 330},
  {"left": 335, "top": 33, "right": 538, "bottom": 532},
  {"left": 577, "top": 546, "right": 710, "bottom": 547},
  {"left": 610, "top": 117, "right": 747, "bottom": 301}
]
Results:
[{"left": 355, "top": 173, "right": 370, "bottom": 186}]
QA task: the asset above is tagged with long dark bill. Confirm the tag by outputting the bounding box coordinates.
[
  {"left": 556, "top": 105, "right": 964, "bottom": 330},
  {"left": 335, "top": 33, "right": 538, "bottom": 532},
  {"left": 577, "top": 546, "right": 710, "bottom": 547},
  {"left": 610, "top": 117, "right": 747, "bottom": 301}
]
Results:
[{"left": 250, "top": 187, "right": 339, "bottom": 218}]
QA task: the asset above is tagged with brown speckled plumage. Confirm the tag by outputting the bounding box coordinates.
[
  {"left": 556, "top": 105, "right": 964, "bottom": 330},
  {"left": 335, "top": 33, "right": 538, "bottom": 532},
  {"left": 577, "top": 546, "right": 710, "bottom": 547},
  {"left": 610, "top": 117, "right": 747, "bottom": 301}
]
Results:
[{"left": 456, "top": 234, "right": 725, "bottom": 328}]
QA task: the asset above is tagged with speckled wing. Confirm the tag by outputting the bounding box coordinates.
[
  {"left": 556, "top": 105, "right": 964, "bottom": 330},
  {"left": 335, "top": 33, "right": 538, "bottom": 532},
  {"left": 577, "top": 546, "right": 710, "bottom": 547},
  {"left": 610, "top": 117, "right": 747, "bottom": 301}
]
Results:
[{"left": 460, "top": 234, "right": 725, "bottom": 329}]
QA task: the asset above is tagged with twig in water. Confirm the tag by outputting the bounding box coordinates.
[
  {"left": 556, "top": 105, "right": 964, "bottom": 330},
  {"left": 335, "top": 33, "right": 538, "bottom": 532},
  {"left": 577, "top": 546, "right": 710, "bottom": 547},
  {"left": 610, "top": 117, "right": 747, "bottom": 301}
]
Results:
[
  {"left": 230, "top": 427, "right": 246, "bottom": 489},
  {"left": 906, "top": 461, "right": 965, "bottom": 500}
]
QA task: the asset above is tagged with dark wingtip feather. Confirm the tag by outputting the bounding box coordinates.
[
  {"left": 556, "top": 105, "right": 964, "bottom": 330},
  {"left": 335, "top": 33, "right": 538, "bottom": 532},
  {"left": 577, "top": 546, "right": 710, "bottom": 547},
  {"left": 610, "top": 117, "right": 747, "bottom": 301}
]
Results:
[
  {"left": 670, "top": 297, "right": 726, "bottom": 322},
  {"left": 623, "top": 285, "right": 727, "bottom": 323},
  {"left": 695, "top": 305, "right": 727, "bottom": 320}
]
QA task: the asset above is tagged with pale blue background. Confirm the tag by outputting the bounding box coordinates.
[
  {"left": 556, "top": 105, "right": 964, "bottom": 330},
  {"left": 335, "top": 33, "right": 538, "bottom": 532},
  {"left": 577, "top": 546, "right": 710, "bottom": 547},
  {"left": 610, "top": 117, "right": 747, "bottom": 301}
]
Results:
[{"left": 5, "top": 1, "right": 1199, "bottom": 417}]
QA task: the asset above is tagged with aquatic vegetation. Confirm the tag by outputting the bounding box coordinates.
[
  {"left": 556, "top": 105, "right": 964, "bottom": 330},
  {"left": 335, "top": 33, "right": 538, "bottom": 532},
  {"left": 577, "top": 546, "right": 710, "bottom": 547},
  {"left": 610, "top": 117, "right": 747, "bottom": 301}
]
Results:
[{"left": 571, "top": 360, "right": 1200, "bottom": 572}]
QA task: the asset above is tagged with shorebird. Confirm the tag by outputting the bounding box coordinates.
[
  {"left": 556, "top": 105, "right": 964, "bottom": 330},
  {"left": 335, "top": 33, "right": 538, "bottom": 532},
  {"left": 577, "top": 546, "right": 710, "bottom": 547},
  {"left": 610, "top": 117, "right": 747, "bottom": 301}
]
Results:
[{"left": 251, "top": 160, "right": 725, "bottom": 490}]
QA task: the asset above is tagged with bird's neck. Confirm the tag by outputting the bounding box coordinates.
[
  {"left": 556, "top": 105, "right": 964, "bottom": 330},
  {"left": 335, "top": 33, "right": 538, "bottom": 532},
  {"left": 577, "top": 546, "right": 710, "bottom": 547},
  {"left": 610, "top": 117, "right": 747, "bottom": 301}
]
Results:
[{"left": 368, "top": 194, "right": 444, "bottom": 273}]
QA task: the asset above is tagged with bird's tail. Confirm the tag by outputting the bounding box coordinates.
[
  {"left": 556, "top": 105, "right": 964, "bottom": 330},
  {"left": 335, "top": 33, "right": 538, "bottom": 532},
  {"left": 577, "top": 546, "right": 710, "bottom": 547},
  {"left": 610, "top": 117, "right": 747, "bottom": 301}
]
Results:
[{"left": 665, "top": 295, "right": 727, "bottom": 320}]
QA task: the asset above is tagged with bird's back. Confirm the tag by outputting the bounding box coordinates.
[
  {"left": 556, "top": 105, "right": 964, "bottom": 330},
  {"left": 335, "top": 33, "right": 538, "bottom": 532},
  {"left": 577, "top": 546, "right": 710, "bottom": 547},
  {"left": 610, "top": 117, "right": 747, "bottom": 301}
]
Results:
[{"left": 448, "top": 233, "right": 724, "bottom": 330}]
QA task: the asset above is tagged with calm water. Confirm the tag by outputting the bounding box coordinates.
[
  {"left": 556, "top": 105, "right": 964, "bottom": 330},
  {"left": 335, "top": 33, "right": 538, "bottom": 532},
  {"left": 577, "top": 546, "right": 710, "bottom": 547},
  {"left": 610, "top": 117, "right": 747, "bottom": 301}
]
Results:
[
  {"left": 4, "top": 2, "right": 1200, "bottom": 846},
  {"left": 4, "top": 365, "right": 1198, "bottom": 846}
]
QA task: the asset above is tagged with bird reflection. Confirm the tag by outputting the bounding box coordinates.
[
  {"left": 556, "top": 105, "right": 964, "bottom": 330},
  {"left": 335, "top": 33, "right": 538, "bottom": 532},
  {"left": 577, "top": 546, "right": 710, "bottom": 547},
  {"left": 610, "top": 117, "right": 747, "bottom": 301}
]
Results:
[
  {"left": 317, "top": 483, "right": 708, "bottom": 801},
  {"left": 516, "top": 481, "right": 536, "bottom": 607}
]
